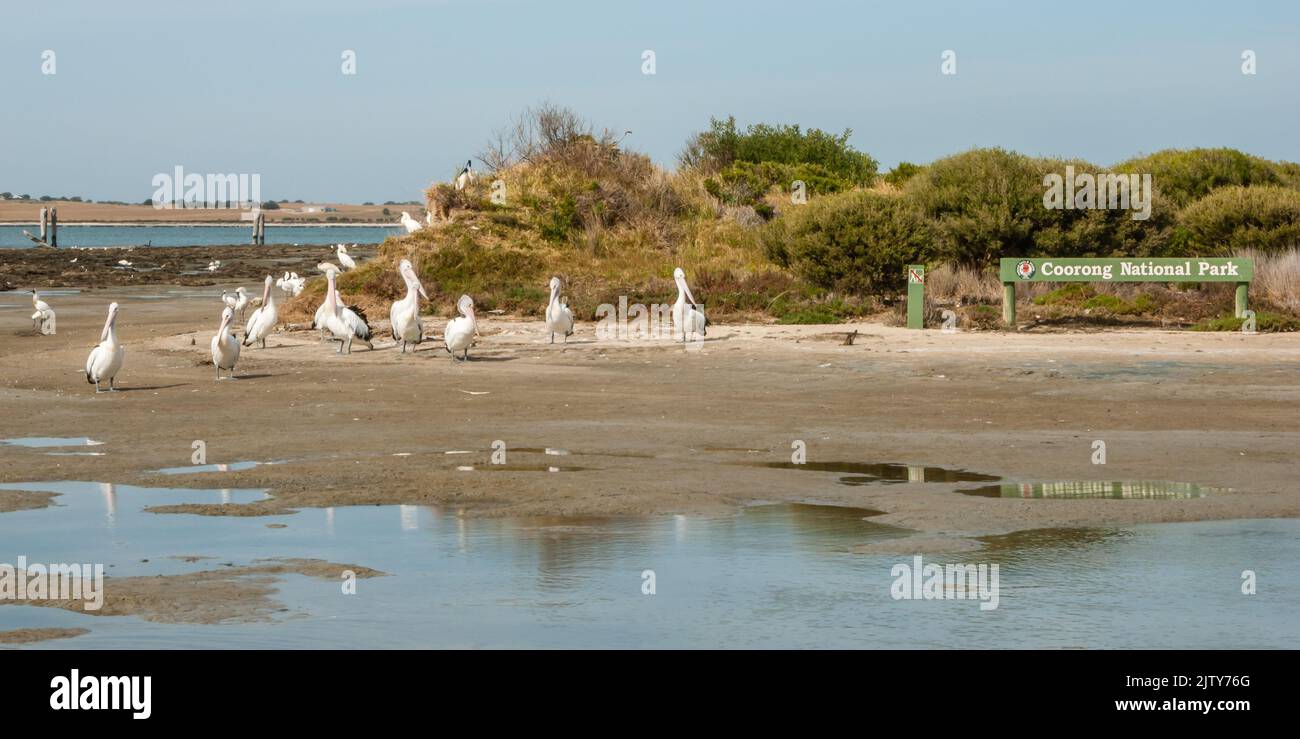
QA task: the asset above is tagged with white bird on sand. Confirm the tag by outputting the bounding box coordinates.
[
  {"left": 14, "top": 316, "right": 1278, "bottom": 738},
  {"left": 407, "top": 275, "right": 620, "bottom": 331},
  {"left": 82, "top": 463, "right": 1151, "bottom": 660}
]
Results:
[
  {"left": 336, "top": 243, "right": 357, "bottom": 271},
  {"left": 242, "top": 276, "right": 277, "bottom": 349},
  {"left": 30, "top": 290, "right": 56, "bottom": 335},
  {"left": 211, "top": 306, "right": 241, "bottom": 380},
  {"left": 400, "top": 211, "right": 423, "bottom": 234},
  {"left": 454, "top": 160, "right": 474, "bottom": 191},
  {"left": 389, "top": 259, "right": 428, "bottom": 354},
  {"left": 279, "top": 272, "right": 304, "bottom": 297},
  {"left": 672, "top": 267, "right": 707, "bottom": 343},
  {"left": 207, "top": 260, "right": 221, "bottom": 272},
  {"left": 85, "top": 302, "right": 124, "bottom": 393},
  {"left": 117, "top": 259, "right": 133, "bottom": 267},
  {"left": 232, "top": 287, "right": 250, "bottom": 321},
  {"left": 545, "top": 276, "right": 574, "bottom": 344},
  {"left": 444, "top": 294, "right": 477, "bottom": 360},
  {"left": 321, "top": 269, "right": 373, "bottom": 354}
]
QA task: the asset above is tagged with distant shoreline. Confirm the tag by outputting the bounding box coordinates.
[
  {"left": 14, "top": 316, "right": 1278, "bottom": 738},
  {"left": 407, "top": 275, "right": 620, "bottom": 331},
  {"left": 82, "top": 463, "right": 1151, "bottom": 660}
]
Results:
[{"left": 0, "top": 222, "right": 398, "bottom": 227}]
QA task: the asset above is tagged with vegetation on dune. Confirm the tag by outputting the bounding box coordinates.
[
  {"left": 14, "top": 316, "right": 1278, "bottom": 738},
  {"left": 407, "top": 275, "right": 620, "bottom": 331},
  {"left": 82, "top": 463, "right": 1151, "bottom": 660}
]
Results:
[{"left": 281, "top": 105, "right": 1300, "bottom": 331}]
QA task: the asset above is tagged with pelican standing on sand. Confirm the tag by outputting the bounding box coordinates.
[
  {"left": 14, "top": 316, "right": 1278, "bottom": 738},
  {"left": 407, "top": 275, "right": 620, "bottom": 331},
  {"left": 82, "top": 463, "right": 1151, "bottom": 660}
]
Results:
[
  {"left": 399, "top": 211, "right": 423, "bottom": 234},
  {"left": 545, "top": 276, "right": 574, "bottom": 344},
  {"left": 444, "top": 294, "right": 477, "bottom": 360},
  {"left": 242, "top": 276, "right": 277, "bottom": 349},
  {"left": 321, "top": 269, "right": 373, "bottom": 354},
  {"left": 672, "top": 267, "right": 707, "bottom": 343},
  {"left": 336, "top": 244, "right": 357, "bottom": 271},
  {"left": 389, "top": 259, "right": 428, "bottom": 353},
  {"left": 232, "top": 287, "right": 250, "bottom": 321},
  {"left": 85, "top": 302, "right": 124, "bottom": 392},
  {"left": 211, "top": 306, "right": 241, "bottom": 379},
  {"left": 30, "top": 290, "right": 56, "bottom": 335}
]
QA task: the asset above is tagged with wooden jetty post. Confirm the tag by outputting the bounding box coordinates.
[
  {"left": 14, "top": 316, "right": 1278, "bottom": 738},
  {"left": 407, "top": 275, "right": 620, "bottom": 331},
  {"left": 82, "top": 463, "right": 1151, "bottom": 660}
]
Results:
[
  {"left": 49, "top": 207, "right": 58, "bottom": 247},
  {"left": 39, "top": 208, "right": 48, "bottom": 242}
]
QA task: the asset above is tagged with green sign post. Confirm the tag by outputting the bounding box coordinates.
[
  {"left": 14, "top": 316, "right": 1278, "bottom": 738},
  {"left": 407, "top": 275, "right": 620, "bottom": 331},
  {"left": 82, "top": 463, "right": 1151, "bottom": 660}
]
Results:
[
  {"left": 998, "top": 257, "right": 1253, "bottom": 327},
  {"left": 906, "top": 264, "right": 925, "bottom": 329}
]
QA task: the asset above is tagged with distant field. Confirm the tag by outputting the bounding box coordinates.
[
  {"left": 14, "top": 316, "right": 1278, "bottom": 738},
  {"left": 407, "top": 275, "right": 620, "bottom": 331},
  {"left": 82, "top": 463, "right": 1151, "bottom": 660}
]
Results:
[{"left": 0, "top": 199, "right": 412, "bottom": 224}]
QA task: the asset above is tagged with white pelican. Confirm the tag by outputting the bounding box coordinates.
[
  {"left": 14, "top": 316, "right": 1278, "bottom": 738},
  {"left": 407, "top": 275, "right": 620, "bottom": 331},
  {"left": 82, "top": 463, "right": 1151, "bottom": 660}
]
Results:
[
  {"left": 545, "top": 276, "right": 574, "bottom": 344},
  {"left": 207, "top": 260, "right": 221, "bottom": 272},
  {"left": 672, "top": 267, "right": 707, "bottom": 343},
  {"left": 321, "top": 270, "right": 372, "bottom": 354},
  {"left": 389, "top": 259, "right": 428, "bottom": 353},
  {"left": 30, "top": 290, "right": 56, "bottom": 335},
  {"left": 242, "top": 276, "right": 277, "bottom": 349},
  {"left": 211, "top": 306, "right": 241, "bottom": 379},
  {"left": 336, "top": 244, "right": 357, "bottom": 271},
  {"left": 454, "top": 160, "right": 474, "bottom": 191},
  {"left": 85, "top": 302, "right": 124, "bottom": 392},
  {"left": 232, "top": 287, "right": 250, "bottom": 321},
  {"left": 399, "top": 211, "right": 423, "bottom": 234},
  {"left": 444, "top": 294, "right": 477, "bottom": 360},
  {"left": 221, "top": 290, "right": 238, "bottom": 313}
]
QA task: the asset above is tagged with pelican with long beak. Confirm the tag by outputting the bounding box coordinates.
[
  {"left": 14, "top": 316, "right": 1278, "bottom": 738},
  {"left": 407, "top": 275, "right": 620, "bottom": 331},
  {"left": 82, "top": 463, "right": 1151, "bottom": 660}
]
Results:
[
  {"left": 85, "top": 302, "right": 124, "bottom": 392},
  {"left": 336, "top": 244, "right": 357, "bottom": 271},
  {"left": 672, "top": 267, "right": 707, "bottom": 343},
  {"left": 321, "top": 269, "right": 372, "bottom": 354},
  {"left": 443, "top": 294, "right": 477, "bottom": 360},
  {"left": 242, "top": 275, "right": 277, "bottom": 348},
  {"left": 389, "top": 259, "right": 428, "bottom": 353},
  {"left": 30, "top": 290, "right": 56, "bottom": 335},
  {"left": 232, "top": 287, "right": 250, "bottom": 321},
  {"left": 211, "top": 306, "right": 241, "bottom": 379},
  {"left": 545, "top": 276, "right": 574, "bottom": 344}
]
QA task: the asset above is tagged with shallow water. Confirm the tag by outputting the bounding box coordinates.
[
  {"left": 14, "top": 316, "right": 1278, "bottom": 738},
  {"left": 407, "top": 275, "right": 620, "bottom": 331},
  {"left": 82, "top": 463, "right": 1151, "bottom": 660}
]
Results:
[
  {"left": 958, "top": 481, "right": 1224, "bottom": 499},
  {"left": 0, "top": 225, "right": 400, "bottom": 249},
  {"left": 0, "top": 479, "right": 1295, "bottom": 648},
  {"left": 1, "top": 437, "right": 103, "bottom": 448}
]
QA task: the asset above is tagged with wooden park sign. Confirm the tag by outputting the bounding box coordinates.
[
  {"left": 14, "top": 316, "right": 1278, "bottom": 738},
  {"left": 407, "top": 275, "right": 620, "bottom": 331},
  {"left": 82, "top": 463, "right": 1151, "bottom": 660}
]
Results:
[{"left": 998, "top": 257, "right": 1254, "bottom": 327}]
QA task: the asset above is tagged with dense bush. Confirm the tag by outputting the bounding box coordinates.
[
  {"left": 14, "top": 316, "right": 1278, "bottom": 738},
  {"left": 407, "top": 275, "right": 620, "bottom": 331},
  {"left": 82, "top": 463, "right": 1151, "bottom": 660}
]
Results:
[
  {"left": 883, "top": 162, "right": 925, "bottom": 187},
  {"left": 1175, "top": 186, "right": 1300, "bottom": 253},
  {"left": 763, "top": 190, "right": 932, "bottom": 294},
  {"left": 1113, "top": 148, "right": 1284, "bottom": 207},
  {"left": 682, "top": 116, "right": 877, "bottom": 186}
]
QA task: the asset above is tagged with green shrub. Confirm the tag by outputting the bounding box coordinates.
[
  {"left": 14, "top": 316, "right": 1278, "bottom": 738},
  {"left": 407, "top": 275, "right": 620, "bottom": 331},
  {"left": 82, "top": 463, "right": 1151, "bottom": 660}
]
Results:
[
  {"left": 1113, "top": 148, "right": 1284, "bottom": 207},
  {"left": 883, "top": 162, "right": 925, "bottom": 187},
  {"left": 684, "top": 116, "right": 877, "bottom": 185},
  {"left": 770, "top": 189, "right": 933, "bottom": 294},
  {"left": 1192, "top": 310, "right": 1300, "bottom": 332},
  {"left": 1176, "top": 186, "right": 1300, "bottom": 254}
]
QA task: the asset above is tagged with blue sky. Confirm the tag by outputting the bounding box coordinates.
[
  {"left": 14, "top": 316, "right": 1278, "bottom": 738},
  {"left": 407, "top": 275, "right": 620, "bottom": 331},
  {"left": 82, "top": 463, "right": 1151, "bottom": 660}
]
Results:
[{"left": 2, "top": 0, "right": 1297, "bottom": 202}]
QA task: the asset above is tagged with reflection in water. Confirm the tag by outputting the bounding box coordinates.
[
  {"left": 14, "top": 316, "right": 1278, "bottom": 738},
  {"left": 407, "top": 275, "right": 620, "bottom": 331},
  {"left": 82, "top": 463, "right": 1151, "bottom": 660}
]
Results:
[
  {"left": 958, "top": 481, "right": 1222, "bottom": 499},
  {"left": 749, "top": 461, "right": 999, "bottom": 484},
  {"left": 2, "top": 437, "right": 103, "bottom": 448},
  {"left": 100, "top": 483, "right": 116, "bottom": 528},
  {"left": 400, "top": 505, "right": 419, "bottom": 531},
  {"left": 153, "top": 461, "right": 261, "bottom": 475}
]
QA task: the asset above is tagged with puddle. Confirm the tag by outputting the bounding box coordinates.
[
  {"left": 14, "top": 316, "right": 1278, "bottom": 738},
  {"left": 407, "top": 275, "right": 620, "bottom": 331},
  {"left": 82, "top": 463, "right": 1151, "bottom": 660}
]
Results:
[
  {"left": 748, "top": 461, "right": 999, "bottom": 484},
  {"left": 957, "top": 481, "right": 1224, "bottom": 499},
  {"left": 1, "top": 479, "right": 1296, "bottom": 649},
  {"left": 151, "top": 461, "right": 268, "bottom": 475},
  {"left": 45, "top": 452, "right": 107, "bottom": 457},
  {"left": 0, "top": 289, "right": 81, "bottom": 297},
  {"left": 2, "top": 437, "right": 104, "bottom": 448}
]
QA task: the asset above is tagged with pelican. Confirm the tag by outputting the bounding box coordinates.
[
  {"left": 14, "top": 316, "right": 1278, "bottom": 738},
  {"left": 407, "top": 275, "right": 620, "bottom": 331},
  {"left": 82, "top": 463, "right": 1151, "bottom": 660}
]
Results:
[
  {"left": 85, "top": 302, "right": 124, "bottom": 392},
  {"left": 207, "top": 260, "right": 221, "bottom": 272},
  {"left": 336, "top": 244, "right": 357, "bottom": 271},
  {"left": 211, "top": 306, "right": 241, "bottom": 379},
  {"left": 389, "top": 259, "right": 428, "bottom": 353},
  {"left": 399, "top": 211, "right": 423, "bottom": 234},
  {"left": 444, "top": 294, "right": 477, "bottom": 360},
  {"left": 672, "top": 267, "right": 707, "bottom": 343},
  {"left": 321, "top": 269, "right": 372, "bottom": 354},
  {"left": 454, "top": 160, "right": 474, "bottom": 191},
  {"left": 221, "top": 290, "right": 238, "bottom": 312},
  {"left": 545, "top": 276, "right": 574, "bottom": 344},
  {"left": 243, "top": 276, "right": 277, "bottom": 349},
  {"left": 317, "top": 261, "right": 340, "bottom": 276},
  {"left": 232, "top": 287, "right": 250, "bottom": 321},
  {"left": 30, "top": 290, "right": 56, "bottom": 335}
]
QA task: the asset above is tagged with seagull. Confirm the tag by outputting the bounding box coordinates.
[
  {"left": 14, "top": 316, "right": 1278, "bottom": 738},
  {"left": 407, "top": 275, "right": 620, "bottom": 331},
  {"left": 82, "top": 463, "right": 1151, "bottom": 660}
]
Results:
[
  {"left": 545, "top": 277, "right": 574, "bottom": 344},
  {"left": 399, "top": 211, "right": 423, "bottom": 234},
  {"left": 454, "top": 160, "right": 474, "bottom": 191},
  {"left": 30, "top": 290, "right": 56, "bottom": 335}
]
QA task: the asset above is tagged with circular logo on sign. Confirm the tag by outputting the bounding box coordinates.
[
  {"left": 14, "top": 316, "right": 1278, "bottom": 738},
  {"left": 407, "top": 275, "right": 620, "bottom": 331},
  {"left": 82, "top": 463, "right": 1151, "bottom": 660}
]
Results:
[{"left": 1016, "top": 260, "right": 1036, "bottom": 280}]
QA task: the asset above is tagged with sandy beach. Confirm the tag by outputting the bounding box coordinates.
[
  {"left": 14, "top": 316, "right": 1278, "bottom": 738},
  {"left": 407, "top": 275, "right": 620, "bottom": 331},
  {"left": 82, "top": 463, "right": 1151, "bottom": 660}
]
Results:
[{"left": 3, "top": 282, "right": 1297, "bottom": 548}]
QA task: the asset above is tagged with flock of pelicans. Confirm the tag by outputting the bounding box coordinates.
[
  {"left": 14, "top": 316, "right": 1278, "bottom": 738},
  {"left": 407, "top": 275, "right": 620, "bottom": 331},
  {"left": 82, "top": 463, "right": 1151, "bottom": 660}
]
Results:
[{"left": 26, "top": 244, "right": 708, "bottom": 393}]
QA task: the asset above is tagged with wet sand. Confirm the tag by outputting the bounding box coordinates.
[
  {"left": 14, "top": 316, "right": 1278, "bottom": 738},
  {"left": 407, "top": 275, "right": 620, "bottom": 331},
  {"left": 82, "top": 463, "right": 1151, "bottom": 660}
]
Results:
[
  {"left": 0, "top": 627, "right": 89, "bottom": 645},
  {"left": 1, "top": 284, "right": 1298, "bottom": 548}
]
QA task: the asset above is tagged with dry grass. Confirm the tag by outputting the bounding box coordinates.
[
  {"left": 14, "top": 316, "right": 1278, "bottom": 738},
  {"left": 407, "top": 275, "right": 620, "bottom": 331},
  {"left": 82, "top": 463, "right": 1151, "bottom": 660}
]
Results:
[{"left": 1240, "top": 247, "right": 1300, "bottom": 312}]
